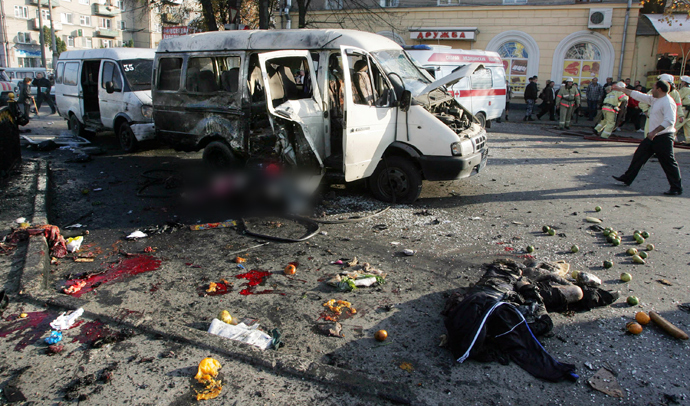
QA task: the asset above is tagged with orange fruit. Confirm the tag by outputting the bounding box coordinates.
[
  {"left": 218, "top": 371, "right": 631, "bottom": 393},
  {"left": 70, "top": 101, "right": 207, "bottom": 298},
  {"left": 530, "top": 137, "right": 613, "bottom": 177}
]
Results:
[
  {"left": 635, "top": 311, "right": 651, "bottom": 325},
  {"left": 284, "top": 264, "right": 296, "bottom": 275},
  {"left": 375, "top": 330, "right": 388, "bottom": 342},
  {"left": 626, "top": 321, "right": 643, "bottom": 335}
]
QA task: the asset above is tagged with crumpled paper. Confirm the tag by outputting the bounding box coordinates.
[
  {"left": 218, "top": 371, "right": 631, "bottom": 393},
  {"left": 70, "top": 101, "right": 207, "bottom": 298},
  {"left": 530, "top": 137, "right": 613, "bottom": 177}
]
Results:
[{"left": 207, "top": 318, "right": 273, "bottom": 350}]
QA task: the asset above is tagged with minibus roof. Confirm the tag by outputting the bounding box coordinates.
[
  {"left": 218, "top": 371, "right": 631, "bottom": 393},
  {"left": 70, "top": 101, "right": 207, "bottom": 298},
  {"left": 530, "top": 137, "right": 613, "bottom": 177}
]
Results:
[
  {"left": 58, "top": 48, "right": 156, "bottom": 61},
  {"left": 157, "top": 29, "right": 402, "bottom": 54}
]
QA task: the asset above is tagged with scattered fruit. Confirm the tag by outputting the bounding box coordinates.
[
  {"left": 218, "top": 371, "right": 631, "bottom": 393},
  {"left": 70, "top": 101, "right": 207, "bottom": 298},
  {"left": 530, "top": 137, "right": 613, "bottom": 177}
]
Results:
[
  {"left": 542, "top": 225, "right": 550, "bottom": 233},
  {"left": 635, "top": 312, "right": 651, "bottom": 325},
  {"left": 612, "top": 238, "right": 621, "bottom": 246},
  {"left": 571, "top": 270, "right": 580, "bottom": 279},
  {"left": 627, "top": 296, "right": 640, "bottom": 306},
  {"left": 639, "top": 251, "right": 648, "bottom": 259},
  {"left": 284, "top": 264, "right": 297, "bottom": 275},
  {"left": 626, "top": 321, "right": 643, "bottom": 335},
  {"left": 526, "top": 245, "right": 535, "bottom": 253},
  {"left": 571, "top": 245, "right": 579, "bottom": 253},
  {"left": 603, "top": 260, "right": 614, "bottom": 269},
  {"left": 641, "top": 231, "right": 650, "bottom": 238},
  {"left": 633, "top": 230, "right": 642, "bottom": 236},
  {"left": 603, "top": 229, "right": 611, "bottom": 237},
  {"left": 646, "top": 244, "right": 655, "bottom": 251},
  {"left": 585, "top": 217, "right": 602, "bottom": 223},
  {"left": 632, "top": 254, "right": 645, "bottom": 264},
  {"left": 620, "top": 272, "right": 632, "bottom": 282},
  {"left": 375, "top": 330, "right": 388, "bottom": 342},
  {"left": 547, "top": 228, "right": 555, "bottom": 236},
  {"left": 19, "top": 313, "right": 28, "bottom": 318},
  {"left": 218, "top": 310, "right": 233, "bottom": 325},
  {"left": 626, "top": 248, "right": 638, "bottom": 256},
  {"left": 649, "top": 311, "right": 689, "bottom": 340},
  {"left": 595, "top": 206, "right": 602, "bottom": 212}
]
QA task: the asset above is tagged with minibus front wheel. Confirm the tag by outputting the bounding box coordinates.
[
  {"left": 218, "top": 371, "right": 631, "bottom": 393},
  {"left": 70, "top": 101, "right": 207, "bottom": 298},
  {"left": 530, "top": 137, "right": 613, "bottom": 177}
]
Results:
[
  {"left": 369, "top": 156, "right": 422, "bottom": 204},
  {"left": 475, "top": 112, "right": 486, "bottom": 129},
  {"left": 118, "top": 122, "right": 138, "bottom": 153},
  {"left": 203, "top": 141, "right": 239, "bottom": 171}
]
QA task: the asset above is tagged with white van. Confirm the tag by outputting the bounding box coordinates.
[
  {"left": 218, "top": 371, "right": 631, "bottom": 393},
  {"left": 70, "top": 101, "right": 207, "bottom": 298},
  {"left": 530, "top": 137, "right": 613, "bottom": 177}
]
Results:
[
  {"left": 153, "top": 29, "right": 488, "bottom": 203},
  {"left": 406, "top": 45, "right": 506, "bottom": 128},
  {"left": 55, "top": 48, "right": 155, "bottom": 152}
]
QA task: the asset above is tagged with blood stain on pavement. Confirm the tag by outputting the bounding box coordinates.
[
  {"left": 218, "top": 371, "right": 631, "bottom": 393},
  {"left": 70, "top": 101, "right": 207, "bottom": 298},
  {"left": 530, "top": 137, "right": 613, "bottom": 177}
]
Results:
[
  {"left": 63, "top": 255, "right": 162, "bottom": 298},
  {"left": 0, "top": 311, "right": 56, "bottom": 351},
  {"left": 235, "top": 270, "right": 277, "bottom": 295}
]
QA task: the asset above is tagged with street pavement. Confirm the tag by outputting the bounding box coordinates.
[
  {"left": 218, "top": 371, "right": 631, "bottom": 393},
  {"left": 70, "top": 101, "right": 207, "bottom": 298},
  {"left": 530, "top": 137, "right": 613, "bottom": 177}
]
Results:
[{"left": 1, "top": 106, "right": 689, "bottom": 405}]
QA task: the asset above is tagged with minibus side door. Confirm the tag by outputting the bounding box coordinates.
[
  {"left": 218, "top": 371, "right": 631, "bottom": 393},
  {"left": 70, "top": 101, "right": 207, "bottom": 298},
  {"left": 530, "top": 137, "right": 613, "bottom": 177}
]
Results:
[{"left": 339, "top": 46, "right": 396, "bottom": 182}]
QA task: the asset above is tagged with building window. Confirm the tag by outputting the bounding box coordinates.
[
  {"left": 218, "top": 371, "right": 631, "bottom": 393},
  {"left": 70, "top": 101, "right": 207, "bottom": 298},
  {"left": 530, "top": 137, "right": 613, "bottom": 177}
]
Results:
[
  {"left": 325, "top": 0, "right": 343, "bottom": 9},
  {"left": 380, "top": 0, "right": 399, "bottom": 7},
  {"left": 67, "top": 36, "right": 75, "bottom": 47},
  {"left": 503, "top": 0, "right": 527, "bottom": 4},
  {"left": 79, "top": 0, "right": 89, "bottom": 4},
  {"left": 119, "top": 20, "right": 126, "bottom": 30},
  {"left": 438, "top": 0, "right": 460, "bottom": 4},
  {"left": 80, "top": 15, "right": 91, "bottom": 26},
  {"left": 498, "top": 41, "right": 529, "bottom": 93},
  {"left": 562, "top": 42, "right": 602, "bottom": 87},
  {"left": 101, "top": 39, "right": 112, "bottom": 48},
  {"left": 17, "top": 32, "right": 32, "bottom": 43},
  {"left": 117, "top": 0, "right": 124, "bottom": 10},
  {"left": 100, "top": 18, "right": 112, "bottom": 29},
  {"left": 154, "top": 24, "right": 162, "bottom": 32},
  {"left": 36, "top": 9, "right": 51, "bottom": 20},
  {"left": 18, "top": 57, "right": 41, "bottom": 67},
  {"left": 61, "top": 13, "right": 73, "bottom": 24},
  {"left": 14, "top": 6, "right": 29, "bottom": 19}
]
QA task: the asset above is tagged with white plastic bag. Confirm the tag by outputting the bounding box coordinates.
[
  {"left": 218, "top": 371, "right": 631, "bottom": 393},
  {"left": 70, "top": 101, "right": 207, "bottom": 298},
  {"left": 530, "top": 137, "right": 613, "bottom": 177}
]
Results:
[{"left": 207, "top": 319, "right": 273, "bottom": 350}]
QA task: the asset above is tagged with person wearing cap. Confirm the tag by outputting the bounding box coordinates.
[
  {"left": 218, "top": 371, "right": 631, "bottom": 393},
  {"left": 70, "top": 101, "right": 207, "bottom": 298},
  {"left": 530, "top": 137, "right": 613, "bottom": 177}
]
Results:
[
  {"left": 594, "top": 81, "right": 626, "bottom": 138},
  {"left": 611, "top": 80, "right": 682, "bottom": 196},
  {"left": 674, "top": 75, "right": 690, "bottom": 143},
  {"left": 556, "top": 77, "right": 580, "bottom": 130},
  {"left": 523, "top": 76, "right": 538, "bottom": 121},
  {"left": 16, "top": 77, "right": 33, "bottom": 120}
]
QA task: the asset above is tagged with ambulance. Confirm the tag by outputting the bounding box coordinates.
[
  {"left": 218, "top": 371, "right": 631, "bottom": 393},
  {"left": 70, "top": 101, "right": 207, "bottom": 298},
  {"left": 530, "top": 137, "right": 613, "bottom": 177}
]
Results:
[{"left": 406, "top": 45, "right": 506, "bottom": 128}]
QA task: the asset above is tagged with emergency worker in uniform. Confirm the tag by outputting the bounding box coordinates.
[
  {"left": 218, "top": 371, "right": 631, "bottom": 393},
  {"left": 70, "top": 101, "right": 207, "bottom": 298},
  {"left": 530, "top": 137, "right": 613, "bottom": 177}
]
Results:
[
  {"left": 556, "top": 77, "right": 580, "bottom": 130},
  {"left": 674, "top": 75, "right": 690, "bottom": 143},
  {"left": 594, "top": 82, "right": 627, "bottom": 138}
]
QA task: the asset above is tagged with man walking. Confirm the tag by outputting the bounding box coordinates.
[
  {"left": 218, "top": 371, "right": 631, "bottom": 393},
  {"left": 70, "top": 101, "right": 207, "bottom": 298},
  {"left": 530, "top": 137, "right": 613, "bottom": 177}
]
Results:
[
  {"left": 17, "top": 77, "right": 33, "bottom": 120},
  {"left": 523, "top": 76, "right": 538, "bottom": 121},
  {"left": 611, "top": 80, "right": 682, "bottom": 196},
  {"left": 32, "top": 73, "right": 57, "bottom": 115},
  {"left": 556, "top": 77, "right": 580, "bottom": 130},
  {"left": 586, "top": 77, "right": 603, "bottom": 121}
]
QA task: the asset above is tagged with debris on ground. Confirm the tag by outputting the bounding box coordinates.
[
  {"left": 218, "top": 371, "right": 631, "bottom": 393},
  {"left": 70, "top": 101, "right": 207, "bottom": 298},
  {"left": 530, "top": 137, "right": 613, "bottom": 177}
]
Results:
[
  {"left": 189, "top": 220, "right": 237, "bottom": 231},
  {"left": 50, "top": 308, "right": 84, "bottom": 330},
  {"left": 399, "top": 362, "right": 414, "bottom": 373},
  {"left": 649, "top": 311, "right": 689, "bottom": 340},
  {"left": 588, "top": 367, "right": 625, "bottom": 398},
  {"left": 125, "top": 230, "right": 147, "bottom": 240},
  {"left": 65, "top": 236, "right": 83, "bottom": 253},
  {"left": 44, "top": 330, "right": 63, "bottom": 344},
  {"left": 442, "top": 259, "right": 621, "bottom": 382},
  {"left": 63, "top": 363, "right": 118, "bottom": 401},
  {"left": 201, "top": 280, "right": 233, "bottom": 296},
  {"left": 62, "top": 255, "right": 161, "bottom": 297},
  {"left": 316, "top": 321, "right": 343, "bottom": 338},
  {"left": 326, "top": 262, "right": 386, "bottom": 291},
  {"left": 207, "top": 318, "right": 273, "bottom": 350},
  {"left": 193, "top": 358, "right": 223, "bottom": 400},
  {"left": 4, "top": 224, "right": 68, "bottom": 257},
  {"left": 321, "top": 299, "right": 357, "bottom": 322}
]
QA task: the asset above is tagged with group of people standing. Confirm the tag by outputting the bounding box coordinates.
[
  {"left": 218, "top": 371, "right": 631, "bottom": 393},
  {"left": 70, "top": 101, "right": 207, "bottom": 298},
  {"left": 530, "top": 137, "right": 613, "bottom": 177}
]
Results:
[
  {"left": 6, "top": 73, "right": 56, "bottom": 125},
  {"left": 521, "top": 76, "right": 581, "bottom": 130}
]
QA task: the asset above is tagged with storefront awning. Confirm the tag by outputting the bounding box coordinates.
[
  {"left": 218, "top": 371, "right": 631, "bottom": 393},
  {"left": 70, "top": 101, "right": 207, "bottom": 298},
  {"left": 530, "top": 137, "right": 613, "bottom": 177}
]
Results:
[{"left": 643, "top": 14, "right": 690, "bottom": 44}]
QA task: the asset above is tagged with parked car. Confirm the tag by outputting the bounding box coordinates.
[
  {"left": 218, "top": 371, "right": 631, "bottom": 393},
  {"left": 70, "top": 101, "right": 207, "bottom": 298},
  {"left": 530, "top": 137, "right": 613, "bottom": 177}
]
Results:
[
  {"left": 0, "top": 69, "right": 14, "bottom": 105},
  {"left": 2, "top": 67, "right": 50, "bottom": 97},
  {"left": 54, "top": 48, "right": 155, "bottom": 151},
  {"left": 152, "top": 29, "right": 488, "bottom": 203},
  {"left": 406, "top": 45, "right": 507, "bottom": 128}
]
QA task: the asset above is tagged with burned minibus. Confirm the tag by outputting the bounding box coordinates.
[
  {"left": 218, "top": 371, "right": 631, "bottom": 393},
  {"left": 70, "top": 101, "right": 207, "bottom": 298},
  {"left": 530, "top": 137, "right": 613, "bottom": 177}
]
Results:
[{"left": 152, "top": 29, "right": 488, "bottom": 203}]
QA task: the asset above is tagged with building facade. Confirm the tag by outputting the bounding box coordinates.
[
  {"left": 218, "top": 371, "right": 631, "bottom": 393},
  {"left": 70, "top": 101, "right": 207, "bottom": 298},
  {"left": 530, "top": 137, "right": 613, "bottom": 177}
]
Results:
[
  {"left": 309, "top": 0, "right": 641, "bottom": 93},
  {"left": 0, "top": 0, "right": 197, "bottom": 68}
]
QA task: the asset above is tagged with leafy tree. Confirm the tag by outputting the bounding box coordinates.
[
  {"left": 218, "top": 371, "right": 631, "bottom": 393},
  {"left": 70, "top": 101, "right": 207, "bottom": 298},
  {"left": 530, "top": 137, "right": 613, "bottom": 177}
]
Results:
[
  {"left": 124, "top": 39, "right": 135, "bottom": 47},
  {"left": 43, "top": 26, "right": 66, "bottom": 56}
]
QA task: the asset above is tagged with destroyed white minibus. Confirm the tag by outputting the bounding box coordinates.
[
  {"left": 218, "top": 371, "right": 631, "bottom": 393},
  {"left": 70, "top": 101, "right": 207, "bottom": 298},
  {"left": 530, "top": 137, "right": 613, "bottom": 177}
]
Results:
[
  {"left": 152, "top": 29, "right": 488, "bottom": 203},
  {"left": 406, "top": 45, "right": 507, "bottom": 128}
]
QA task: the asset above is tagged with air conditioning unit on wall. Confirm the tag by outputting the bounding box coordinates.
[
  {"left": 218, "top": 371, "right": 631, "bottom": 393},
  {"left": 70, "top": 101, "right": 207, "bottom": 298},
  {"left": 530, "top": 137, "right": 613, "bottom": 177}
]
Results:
[{"left": 588, "top": 8, "right": 612, "bottom": 29}]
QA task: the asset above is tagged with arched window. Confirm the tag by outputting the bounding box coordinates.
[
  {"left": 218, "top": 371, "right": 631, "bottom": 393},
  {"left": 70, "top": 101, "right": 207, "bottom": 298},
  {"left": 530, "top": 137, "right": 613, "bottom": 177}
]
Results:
[
  {"left": 498, "top": 41, "right": 529, "bottom": 93},
  {"left": 562, "top": 42, "right": 602, "bottom": 88}
]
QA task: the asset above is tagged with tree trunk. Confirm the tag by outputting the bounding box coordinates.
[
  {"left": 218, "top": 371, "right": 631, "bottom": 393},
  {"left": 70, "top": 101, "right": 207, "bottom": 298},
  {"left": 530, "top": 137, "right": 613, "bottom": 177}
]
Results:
[
  {"left": 259, "top": 0, "right": 270, "bottom": 29},
  {"left": 199, "top": 0, "right": 219, "bottom": 31}
]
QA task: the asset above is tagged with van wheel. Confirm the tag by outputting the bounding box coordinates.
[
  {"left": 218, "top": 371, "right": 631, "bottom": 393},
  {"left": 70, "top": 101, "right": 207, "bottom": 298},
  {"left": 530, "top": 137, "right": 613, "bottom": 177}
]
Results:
[
  {"left": 69, "top": 115, "right": 89, "bottom": 139},
  {"left": 203, "top": 141, "right": 237, "bottom": 170},
  {"left": 118, "top": 122, "right": 138, "bottom": 153},
  {"left": 369, "top": 156, "right": 422, "bottom": 204},
  {"left": 475, "top": 112, "right": 486, "bottom": 128}
]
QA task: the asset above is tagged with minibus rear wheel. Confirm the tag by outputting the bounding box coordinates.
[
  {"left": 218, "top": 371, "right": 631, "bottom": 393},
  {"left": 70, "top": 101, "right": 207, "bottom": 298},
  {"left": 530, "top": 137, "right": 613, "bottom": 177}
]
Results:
[
  {"left": 69, "top": 114, "right": 89, "bottom": 139},
  {"left": 203, "top": 141, "right": 237, "bottom": 170},
  {"left": 369, "top": 156, "right": 422, "bottom": 204}
]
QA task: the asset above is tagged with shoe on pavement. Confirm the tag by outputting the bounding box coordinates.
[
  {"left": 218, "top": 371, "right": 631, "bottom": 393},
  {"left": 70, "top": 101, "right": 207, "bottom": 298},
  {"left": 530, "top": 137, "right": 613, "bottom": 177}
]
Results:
[
  {"left": 663, "top": 189, "right": 683, "bottom": 196},
  {"left": 612, "top": 175, "right": 631, "bottom": 186}
]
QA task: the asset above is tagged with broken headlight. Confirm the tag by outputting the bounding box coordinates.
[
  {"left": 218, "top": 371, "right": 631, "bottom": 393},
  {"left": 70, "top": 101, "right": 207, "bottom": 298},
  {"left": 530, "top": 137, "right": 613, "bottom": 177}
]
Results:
[
  {"left": 451, "top": 140, "right": 473, "bottom": 156},
  {"left": 141, "top": 105, "right": 153, "bottom": 119}
]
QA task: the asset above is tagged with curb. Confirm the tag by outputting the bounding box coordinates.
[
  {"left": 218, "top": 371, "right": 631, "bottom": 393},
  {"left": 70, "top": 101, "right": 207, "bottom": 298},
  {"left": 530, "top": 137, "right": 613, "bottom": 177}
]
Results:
[{"left": 18, "top": 159, "right": 419, "bottom": 405}]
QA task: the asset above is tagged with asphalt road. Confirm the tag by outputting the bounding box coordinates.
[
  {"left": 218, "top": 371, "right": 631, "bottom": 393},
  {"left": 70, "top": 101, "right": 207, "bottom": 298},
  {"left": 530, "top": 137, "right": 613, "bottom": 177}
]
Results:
[{"left": 1, "top": 109, "right": 689, "bottom": 405}]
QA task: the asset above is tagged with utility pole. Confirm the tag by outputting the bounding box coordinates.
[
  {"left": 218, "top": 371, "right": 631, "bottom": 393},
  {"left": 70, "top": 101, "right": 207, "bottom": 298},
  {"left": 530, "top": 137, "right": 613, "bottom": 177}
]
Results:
[
  {"left": 48, "top": 0, "right": 57, "bottom": 65},
  {"left": 37, "top": 0, "right": 47, "bottom": 67}
]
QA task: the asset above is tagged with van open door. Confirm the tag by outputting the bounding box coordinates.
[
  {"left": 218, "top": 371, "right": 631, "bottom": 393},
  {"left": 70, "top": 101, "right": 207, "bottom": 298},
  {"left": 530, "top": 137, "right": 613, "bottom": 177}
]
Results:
[
  {"left": 339, "top": 46, "right": 396, "bottom": 182},
  {"left": 257, "top": 50, "right": 324, "bottom": 174}
]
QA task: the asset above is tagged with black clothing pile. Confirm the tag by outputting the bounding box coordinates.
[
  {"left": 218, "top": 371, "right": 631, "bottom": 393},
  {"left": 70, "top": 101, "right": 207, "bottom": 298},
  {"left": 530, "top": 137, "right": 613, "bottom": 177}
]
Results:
[{"left": 442, "top": 259, "right": 619, "bottom": 382}]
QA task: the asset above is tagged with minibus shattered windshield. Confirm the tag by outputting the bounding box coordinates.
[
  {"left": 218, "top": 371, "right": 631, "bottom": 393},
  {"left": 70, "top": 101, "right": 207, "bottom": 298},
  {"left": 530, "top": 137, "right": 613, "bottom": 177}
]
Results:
[
  {"left": 371, "top": 49, "right": 431, "bottom": 95},
  {"left": 120, "top": 59, "right": 153, "bottom": 91}
]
